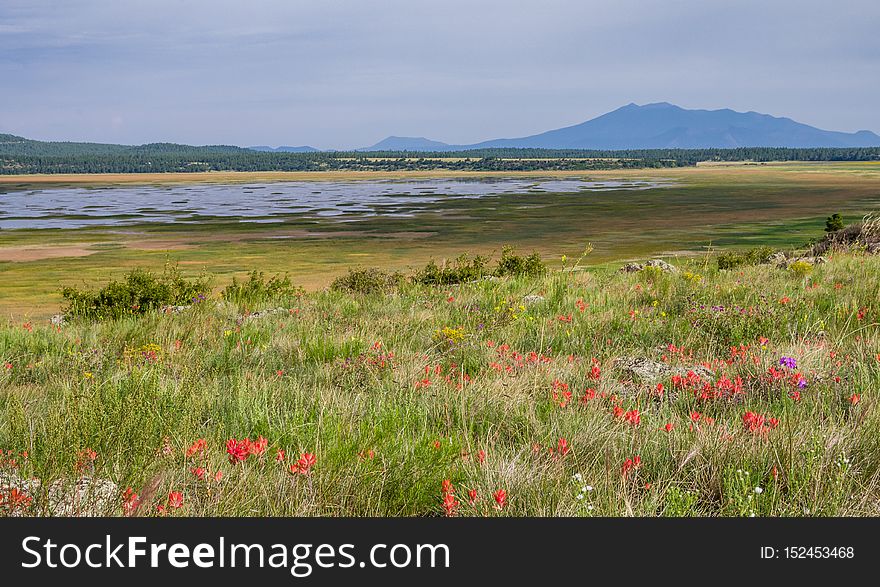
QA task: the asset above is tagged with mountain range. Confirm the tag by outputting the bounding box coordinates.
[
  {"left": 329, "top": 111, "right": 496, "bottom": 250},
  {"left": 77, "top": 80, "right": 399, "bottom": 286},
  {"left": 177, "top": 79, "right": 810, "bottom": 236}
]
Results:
[{"left": 358, "top": 102, "right": 880, "bottom": 151}]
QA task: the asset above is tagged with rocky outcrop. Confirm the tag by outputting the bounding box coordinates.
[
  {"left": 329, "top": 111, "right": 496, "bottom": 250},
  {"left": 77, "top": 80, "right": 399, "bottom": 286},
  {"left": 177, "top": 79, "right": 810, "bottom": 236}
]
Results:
[
  {"left": 614, "top": 356, "right": 713, "bottom": 384},
  {"left": 620, "top": 259, "right": 679, "bottom": 273}
]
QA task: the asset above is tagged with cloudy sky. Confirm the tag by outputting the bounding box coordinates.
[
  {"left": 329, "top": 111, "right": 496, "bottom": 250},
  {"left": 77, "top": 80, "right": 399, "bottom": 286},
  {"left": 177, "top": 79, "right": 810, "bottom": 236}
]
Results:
[{"left": 1, "top": 0, "right": 877, "bottom": 149}]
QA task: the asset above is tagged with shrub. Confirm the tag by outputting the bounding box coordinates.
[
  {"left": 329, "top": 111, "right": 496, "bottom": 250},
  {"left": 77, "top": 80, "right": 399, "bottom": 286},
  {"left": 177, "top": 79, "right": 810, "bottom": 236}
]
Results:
[
  {"left": 788, "top": 260, "right": 814, "bottom": 278},
  {"left": 61, "top": 264, "right": 210, "bottom": 320},
  {"left": 411, "top": 254, "right": 489, "bottom": 286},
  {"left": 330, "top": 267, "right": 404, "bottom": 295},
  {"left": 825, "top": 213, "right": 844, "bottom": 233},
  {"left": 717, "top": 246, "right": 776, "bottom": 270},
  {"left": 494, "top": 246, "right": 547, "bottom": 278},
  {"left": 222, "top": 271, "right": 302, "bottom": 305}
]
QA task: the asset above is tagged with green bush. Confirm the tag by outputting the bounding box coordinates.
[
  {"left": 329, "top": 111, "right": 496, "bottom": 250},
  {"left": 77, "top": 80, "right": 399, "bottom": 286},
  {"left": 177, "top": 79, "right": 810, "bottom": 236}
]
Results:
[
  {"left": 717, "top": 246, "right": 776, "bottom": 270},
  {"left": 411, "top": 254, "right": 489, "bottom": 286},
  {"left": 825, "top": 213, "right": 844, "bottom": 233},
  {"left": 494, "top": 246, "right": 547, "bottom": 278},
  {"left": 330, "top": 267, "right": 404, "bottom": 295},
  {"left": 222, "top": 271, "right": 302, "bottom": 305},
  {"left": 62, "top": 264, "right": 211, "bottom": 320}
]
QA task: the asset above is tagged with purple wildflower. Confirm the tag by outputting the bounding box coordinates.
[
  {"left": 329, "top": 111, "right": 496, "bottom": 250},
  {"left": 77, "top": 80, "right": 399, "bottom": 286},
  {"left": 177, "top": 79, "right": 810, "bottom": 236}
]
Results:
[{"left": 779, "top": 356, "right": 797, "bottom": 369}]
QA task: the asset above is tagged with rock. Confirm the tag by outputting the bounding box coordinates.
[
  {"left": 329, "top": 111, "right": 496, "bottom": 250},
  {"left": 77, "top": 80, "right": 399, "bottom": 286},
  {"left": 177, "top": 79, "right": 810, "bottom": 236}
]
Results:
[
  {"left": 237, "top": 307, "right": 288, "bottom": 323},
  {"left": 160, "top": 305, "right": 191, "bottom": 314},
  {"left": 620, "top": 259, "right": 678, "bottom": 273},
  {"left": 521, "top": 295, "right": 545, "bottom": 305},
  {"left": 614, "top": 357, "right": 672, "bottom": 382},
  {"left": 46, "top": 476, "right": 119, "bottom": 517},
  {"left": 778, "top": 256, "right": 828, "bottom": 269},
  {"left": 768, "top": 252, "right": 787, "bottom": 266},
  {"left": 614, "top": 356, "right": 714, "bottom": 384},
  {"left": 49, "top": 314, "right": 65, "bottom": 326}
]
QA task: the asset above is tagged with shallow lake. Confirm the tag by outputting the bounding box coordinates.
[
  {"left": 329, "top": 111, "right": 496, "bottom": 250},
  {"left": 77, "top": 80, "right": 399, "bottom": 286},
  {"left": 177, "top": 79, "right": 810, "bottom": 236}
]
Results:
[{"left": 0, "top": 178, "right": 671, "bottom": 229}]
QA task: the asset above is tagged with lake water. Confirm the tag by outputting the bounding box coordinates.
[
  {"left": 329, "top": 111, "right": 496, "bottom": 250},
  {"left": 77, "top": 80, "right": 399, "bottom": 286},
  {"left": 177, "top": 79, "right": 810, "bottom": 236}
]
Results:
[{"left": 0, "top": 178, "right": 671, "bottom": 230}]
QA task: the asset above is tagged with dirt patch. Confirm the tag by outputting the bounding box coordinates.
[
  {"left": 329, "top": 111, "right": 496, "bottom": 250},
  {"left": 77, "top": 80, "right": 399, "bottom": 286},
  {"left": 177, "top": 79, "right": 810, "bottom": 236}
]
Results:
[{"left": 0, "top": 244, "right": 97, "bottom": 262}]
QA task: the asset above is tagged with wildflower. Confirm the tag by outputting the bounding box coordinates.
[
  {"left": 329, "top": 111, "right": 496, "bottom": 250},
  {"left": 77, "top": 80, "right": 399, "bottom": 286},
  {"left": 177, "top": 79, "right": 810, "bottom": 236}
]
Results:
[
  {"left": 76, "top": 448, "right": 98, "bottom": 473},
  {"left": 663, "top": 423, "right": 675, "bottom": 433},
  {"left": 621, "top": 456, "right": 641, "bottom": 478},
  {"left": 293, "top": 452, "right": 316, "bottom": 475},
  {"left": 250, "top": 436, "right": 268, "bottom": 456},
  {"left": 275, "top": 449, "right": 286, "bottom": 463},
  {"left": 442, "top": 492, "right": 459, "bottom": 517},
  {"left": 690, "top": 411, "right": 702, "bottom": 422},
  {"left": 226, "top": 439, "right": 250, "bottom": 463},
  {"left": 493, "top": 489, "right": 507, "bottom": 510},
  {"left": 477, "top": 449, "right": 486, "bottom": 464},
  {"left": 192, "top": 467, "right": 206, "bottom": 480},
  {"left": 122, "top": 488, "right": 140, "bottom": 515},
  {"left": 557, "top": 438, "right": 570, "bottom": 456},
  {"left": 850, "top": 394, "right": 861, "bottom": 406},
  {"left": 167, "top": 491, "right": 184, "bottom": 509},
  {"left": 468, "top": 489, "right": 478, "bottom": 505},
  {"left": 779, "top": 356, "right": 797, "bottom": 369},
  {"left": 754, "top": 487, "right": 763, "bottom": 495},
  {"left": 623, "top": 409, "right": 640, "bottom": 426},
  {"left": 186, "top": 438, "right": 208, "bottom": 458}
]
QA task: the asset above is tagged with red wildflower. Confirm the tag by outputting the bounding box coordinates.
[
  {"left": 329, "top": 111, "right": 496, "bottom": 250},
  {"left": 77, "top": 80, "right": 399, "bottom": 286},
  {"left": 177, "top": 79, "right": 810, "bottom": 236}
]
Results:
[
  {"left": 623, "top": 409, "right": 641, "bottom": 426},
  {"left": 850, "top": 393, "right": 861, "bottom": 405},
  {"left": 477, "top": 449, "right": 486, "bottom": 464},
  {"left": 250, "top": 436, "right": 268, "bottom": 456},
  {"left": 442, "top": 492, "right": 459, "bottom": 516},
  {"left": 226, "top": 439, "right": 250, "bottom": 463},
  {"left": 275, "top": 449, "right": 286, "bottom": 462},
  {"left": 468, "top": 488, "right": 478, "bottom": 505},
  {"left": 493, "top": 489, "right": 507, "bottom": 510},
  {"left": 186, "top": 438, "right": 208, "bottom": 458},
  {"left": 292, "top": 452, "right": 316, "bottom": 475},
  {"left": 663, "top": 422, "right": 675, "bottom": 433},
  {"left": 557, "top": 438, "right": 570, "bottom": 456},
  {"left": 122, "top": 488, "right": 140, "bottom": 515},
  {"left": 167, "top": 491, "right": 184, "bottom": 509},
  {"left": 621, "top": 455, "right": 641, "bottom": 478}
]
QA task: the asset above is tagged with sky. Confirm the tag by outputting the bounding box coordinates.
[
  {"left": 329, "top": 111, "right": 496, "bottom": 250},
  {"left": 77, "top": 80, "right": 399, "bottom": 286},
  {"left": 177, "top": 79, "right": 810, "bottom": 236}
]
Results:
[{"left": 1, "top": 0, "right": 878, "bottom": 149}]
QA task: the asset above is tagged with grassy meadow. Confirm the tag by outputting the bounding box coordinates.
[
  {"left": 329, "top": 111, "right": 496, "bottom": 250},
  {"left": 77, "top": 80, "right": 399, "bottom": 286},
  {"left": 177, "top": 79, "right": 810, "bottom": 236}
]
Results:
[
  {"left": 1, "top": 162, "right": 879, "bottom": 517},
  {"left": 1, "top": 246, "right": 879, "bottom": 516}
]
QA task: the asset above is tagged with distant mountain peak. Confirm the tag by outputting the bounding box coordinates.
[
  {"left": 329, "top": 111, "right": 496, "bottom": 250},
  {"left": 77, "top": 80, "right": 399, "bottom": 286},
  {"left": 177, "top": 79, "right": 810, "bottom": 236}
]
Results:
[{"left": 361, "top": 103, "right": 880, "bottom": 151}]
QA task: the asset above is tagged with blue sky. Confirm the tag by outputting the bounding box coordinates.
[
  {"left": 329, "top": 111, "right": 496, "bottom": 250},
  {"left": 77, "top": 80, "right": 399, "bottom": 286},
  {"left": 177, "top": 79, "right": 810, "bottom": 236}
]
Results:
[{"left": 1, "top": 0, "right": 877, "bottom": 149}]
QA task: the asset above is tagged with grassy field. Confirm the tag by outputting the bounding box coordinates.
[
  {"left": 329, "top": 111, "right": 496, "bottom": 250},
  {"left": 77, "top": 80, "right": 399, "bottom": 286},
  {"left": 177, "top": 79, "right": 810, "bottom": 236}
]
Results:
[
  {"left": 1, "top": 162, "right": 879, "bottom": 318},
  {"left": 0, "top": 244, "right": 879, "bottom": 516},
  {"left": 1, "top": 162, "right": 879, "bottom": 517}
]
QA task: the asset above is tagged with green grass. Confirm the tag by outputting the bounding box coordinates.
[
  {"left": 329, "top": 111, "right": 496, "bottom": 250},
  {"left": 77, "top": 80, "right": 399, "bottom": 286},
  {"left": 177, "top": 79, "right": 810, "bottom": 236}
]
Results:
[
  {"left": 2, "top": 162, "right": 879, "bottom": 317},
  {"left": 1, "top": 250, "right": 879, "bottom": 516}
]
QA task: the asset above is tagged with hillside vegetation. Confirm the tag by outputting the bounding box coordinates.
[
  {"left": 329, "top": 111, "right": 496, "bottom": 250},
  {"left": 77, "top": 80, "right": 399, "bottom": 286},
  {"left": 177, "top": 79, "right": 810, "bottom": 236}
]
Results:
[{"left": 1, "top": 243, "right": 878, "bottom": 517}]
